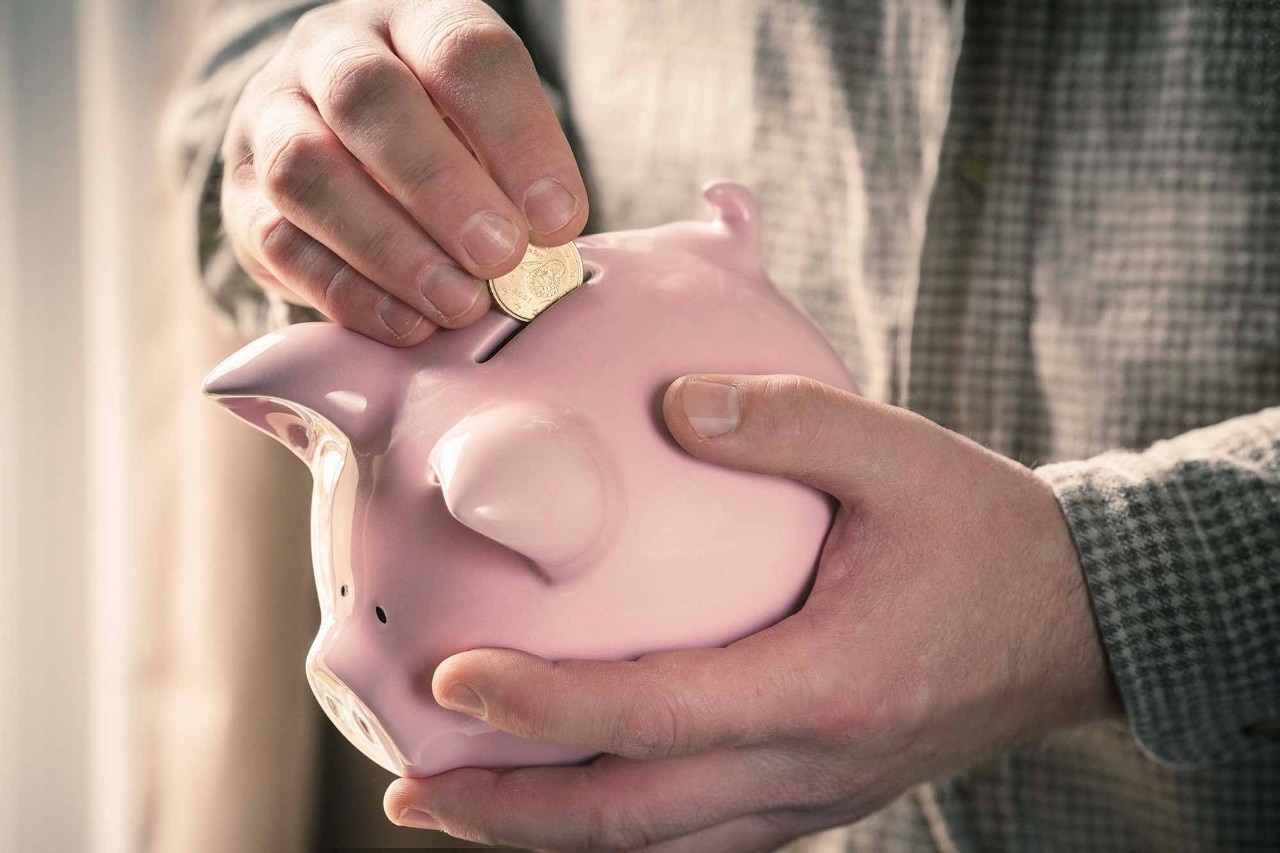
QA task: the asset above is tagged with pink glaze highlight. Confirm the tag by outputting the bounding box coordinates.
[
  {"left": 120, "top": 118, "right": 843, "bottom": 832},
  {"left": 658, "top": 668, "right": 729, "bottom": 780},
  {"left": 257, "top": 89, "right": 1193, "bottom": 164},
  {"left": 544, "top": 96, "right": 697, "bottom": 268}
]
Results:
[{"left": 203, "top": 182, "right": 855, "bottom": 778}]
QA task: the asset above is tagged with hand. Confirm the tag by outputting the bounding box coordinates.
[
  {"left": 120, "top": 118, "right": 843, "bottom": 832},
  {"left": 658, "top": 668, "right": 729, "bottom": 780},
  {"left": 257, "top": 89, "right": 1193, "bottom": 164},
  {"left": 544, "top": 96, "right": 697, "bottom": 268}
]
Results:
[
  {"left": 383, "top": 375, "right": 1123, "bottom": 852},
  {"left": 221, "top": 0, "right": 588, "bottom": 345}
]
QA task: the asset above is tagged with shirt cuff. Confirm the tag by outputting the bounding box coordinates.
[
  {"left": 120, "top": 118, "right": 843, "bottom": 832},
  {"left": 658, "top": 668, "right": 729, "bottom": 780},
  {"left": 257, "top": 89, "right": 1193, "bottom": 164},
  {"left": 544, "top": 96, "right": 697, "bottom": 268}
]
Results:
[{"left": 1037, "top": 412, "right": 1280, "bottom": 767}]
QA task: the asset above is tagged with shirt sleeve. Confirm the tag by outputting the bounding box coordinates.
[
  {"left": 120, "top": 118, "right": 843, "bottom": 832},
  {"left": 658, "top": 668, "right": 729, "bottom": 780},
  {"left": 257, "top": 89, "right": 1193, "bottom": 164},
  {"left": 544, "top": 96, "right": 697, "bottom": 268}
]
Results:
[
  {"left": 159, "top": 0, "right": 328, "bottom": 339},
  {"left": 1037, "top": 408, "right": 1280, "bottom": 768}
]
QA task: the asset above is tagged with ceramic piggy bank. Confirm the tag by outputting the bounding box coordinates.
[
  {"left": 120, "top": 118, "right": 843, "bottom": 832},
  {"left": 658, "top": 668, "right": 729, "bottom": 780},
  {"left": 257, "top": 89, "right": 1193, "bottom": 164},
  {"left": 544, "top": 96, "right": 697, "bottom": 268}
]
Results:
[{"left": 204, "top": 182, "right": 854, "bottom": 777}]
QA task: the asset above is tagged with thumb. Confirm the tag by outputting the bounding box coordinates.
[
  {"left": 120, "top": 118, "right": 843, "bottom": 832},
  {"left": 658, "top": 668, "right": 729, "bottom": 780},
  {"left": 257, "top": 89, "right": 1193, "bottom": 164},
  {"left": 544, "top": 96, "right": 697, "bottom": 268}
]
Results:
[{"left": 662, "top": 374, "right": 925, "bottom": 504}]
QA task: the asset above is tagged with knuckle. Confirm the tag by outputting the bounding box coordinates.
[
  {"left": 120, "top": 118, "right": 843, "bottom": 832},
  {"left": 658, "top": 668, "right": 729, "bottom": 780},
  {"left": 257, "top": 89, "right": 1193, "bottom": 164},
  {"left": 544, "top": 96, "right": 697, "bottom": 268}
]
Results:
[
  {"left": 789, "top": 692, "right": 851, "bottom": 748},
  {"left": 798, "top": 664, "right": 893, "bottom": 749},
  {"left": 762, "top": 374, "right": 820, "bottom": 434},
  {"left": 320, "top": 262, "right": 365, "bottom": 319},
  {"left": 760, "top": 374, "right": 842, "bottom": 469},
  {"left": 321, "top": 49, "right": 404, "bottom": 123},
  {"left": 783, "top": 752, "right": 858, "bottom": 810},
  {"left": 223, "top": 94, "right": 270, "bottom": 180},
  {"left": 769, "top": 373, "right": 833, "bottom": 412},
  {"left": 262, "top": 130, "right": 333, "bottom": 203},
  {"left": 748, "top": 748, "right": 834, "bottom": 810},
  {"left": 253, "top": 213, "right": 302, "bottom": 265},
  {"left": 424, "top": 18, "right": 523, "bottom": 84},
  {"left": 221, "top": 142, "right": 256, "bottom": 189},
  {"left": 580, "top": 797, "right": 656, "bottom": 852},
  {"left": 615, "top": 693, "right": 686, "bottom": 759},
  {"left": 396, "top": 152, "right": 456, "bottom": 205},
  {"left": 224, "top": 97, "right": 257, "bottom": 150},
  {"left": 486, "top": 657, "right": 568, "bottom": 741},
  {"left": 359, "top": 220, "right": 407, "bottom": 275},
  {"left": 489, "top": 689, "right": 553, "bottom": 742}
]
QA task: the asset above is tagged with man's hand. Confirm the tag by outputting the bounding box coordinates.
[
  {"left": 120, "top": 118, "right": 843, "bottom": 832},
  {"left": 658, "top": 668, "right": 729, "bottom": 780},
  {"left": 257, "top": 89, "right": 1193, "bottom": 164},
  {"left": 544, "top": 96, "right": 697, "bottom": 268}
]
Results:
[
  {"left": 221, "top": 0, "right": 588, "bottom": 345},
  {"left": 383, "top": 375, "right": 1122, "bottom": 852}
]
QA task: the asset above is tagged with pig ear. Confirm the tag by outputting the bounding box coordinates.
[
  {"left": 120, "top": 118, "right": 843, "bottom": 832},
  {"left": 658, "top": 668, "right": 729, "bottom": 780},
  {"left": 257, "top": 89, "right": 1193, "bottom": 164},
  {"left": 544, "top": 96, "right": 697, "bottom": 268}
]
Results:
[
  {"left": 703, "top": 180, "right": 762, "bottom": 259},
  {"left": 428, "top": 404, "right": 617, "bottom": 583},
  {"left": 202, "top": 323, "right": 402, "bottom": 461}
]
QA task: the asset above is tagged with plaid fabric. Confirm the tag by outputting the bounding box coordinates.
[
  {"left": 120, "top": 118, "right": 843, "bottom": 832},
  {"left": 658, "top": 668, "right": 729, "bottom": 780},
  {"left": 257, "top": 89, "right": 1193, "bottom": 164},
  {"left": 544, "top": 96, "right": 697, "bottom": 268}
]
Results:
[
  {"left": 1040, "top": 411, "right": 1280, "bottom": 770},
  {"left": 165, "top": 0, "right": 1280, "bottom": 849}
]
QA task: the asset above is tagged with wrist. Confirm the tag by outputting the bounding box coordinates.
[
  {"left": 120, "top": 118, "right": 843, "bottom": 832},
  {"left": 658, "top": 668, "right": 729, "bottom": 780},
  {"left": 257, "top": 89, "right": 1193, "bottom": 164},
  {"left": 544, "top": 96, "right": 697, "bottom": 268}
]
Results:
[{"left": 1031, "top": 475, "right": 1124, "bottom": 731}]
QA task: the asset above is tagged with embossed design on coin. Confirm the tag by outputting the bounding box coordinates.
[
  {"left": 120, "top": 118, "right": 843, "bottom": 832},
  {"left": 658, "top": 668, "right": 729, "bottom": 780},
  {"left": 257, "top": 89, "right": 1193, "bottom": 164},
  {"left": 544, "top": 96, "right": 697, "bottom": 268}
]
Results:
[
  {"left": 528, "top": 259, "right": 566, "bottom": 299},
  {"left": 488, "top": 243, "right": 583, "bottom": 322}
]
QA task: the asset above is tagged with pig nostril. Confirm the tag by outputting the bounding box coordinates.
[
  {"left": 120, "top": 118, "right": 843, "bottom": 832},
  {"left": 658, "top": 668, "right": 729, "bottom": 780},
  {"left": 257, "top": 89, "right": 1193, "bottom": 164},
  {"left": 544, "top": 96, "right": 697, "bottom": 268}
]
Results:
[
  {"left": 355, "top": 713, "right": 373, "bottom": 742},
  {"left": 346, "top": 701, "right": 377, "bottom": 746},
  {"left": 375, "top": 606, "right": 387, "bottom": 624},
  {"left": 340, "top": 584, "right": 348, "bottom": 597}
]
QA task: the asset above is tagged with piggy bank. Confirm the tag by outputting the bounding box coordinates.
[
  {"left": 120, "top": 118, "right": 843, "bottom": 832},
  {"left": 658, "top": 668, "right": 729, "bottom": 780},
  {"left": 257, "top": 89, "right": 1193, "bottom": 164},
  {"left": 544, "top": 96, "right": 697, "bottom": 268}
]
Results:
[{"left": 204, "top": 182, "right": 854, "bottom": 777}]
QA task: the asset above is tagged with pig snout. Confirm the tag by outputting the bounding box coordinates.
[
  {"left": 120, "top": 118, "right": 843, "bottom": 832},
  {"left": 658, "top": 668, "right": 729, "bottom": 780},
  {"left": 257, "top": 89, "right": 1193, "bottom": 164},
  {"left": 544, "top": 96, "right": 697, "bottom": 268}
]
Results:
[{"left": 308, "top": 655, "right": 407, "bottom": 775}]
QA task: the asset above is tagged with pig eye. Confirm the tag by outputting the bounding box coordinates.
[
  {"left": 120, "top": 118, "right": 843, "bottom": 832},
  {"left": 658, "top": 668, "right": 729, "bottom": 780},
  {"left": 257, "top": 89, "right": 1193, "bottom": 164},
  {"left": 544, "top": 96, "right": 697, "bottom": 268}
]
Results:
[{"left": 375, "top": 606, "right": 387, "bottom": 624}]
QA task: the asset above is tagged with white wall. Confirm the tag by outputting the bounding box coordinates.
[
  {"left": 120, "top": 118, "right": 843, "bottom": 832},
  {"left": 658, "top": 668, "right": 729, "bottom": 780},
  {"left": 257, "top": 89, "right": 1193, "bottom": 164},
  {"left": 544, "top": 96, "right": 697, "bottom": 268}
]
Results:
[
  {"left": 1, "top": 2, "right": 178, "bottom": 850},
  {"left": 0, "top": 2, "right": 91, "bottom": 852},
  {"left": 2, "top": 3, "right": 324, "bottom": 850}
]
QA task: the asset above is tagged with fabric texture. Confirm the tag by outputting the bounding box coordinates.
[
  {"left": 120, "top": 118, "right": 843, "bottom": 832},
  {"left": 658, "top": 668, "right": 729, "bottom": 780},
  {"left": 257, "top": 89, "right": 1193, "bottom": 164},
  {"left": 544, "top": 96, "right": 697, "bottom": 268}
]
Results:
[
  {"left": 1040, "top": 410, "right": 1280, "bottom": 771},
  {"left": 164, "top": 0, "right": 1280, "bottom": 850}
]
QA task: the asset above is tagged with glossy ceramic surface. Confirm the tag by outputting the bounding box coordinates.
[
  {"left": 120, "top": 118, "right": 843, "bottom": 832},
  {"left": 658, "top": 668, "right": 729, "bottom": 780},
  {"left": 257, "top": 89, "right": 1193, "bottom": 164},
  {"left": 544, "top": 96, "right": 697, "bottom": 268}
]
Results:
[{"left": 203, "top": 182, "right": 855, "bottom": 777}]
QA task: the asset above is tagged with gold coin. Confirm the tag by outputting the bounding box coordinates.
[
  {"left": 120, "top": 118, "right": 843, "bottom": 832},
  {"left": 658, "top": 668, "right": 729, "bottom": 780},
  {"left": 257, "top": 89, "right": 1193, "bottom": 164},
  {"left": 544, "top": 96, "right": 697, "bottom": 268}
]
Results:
[{"left": 487, "top": 241, "right": 584, "bottom": 322}]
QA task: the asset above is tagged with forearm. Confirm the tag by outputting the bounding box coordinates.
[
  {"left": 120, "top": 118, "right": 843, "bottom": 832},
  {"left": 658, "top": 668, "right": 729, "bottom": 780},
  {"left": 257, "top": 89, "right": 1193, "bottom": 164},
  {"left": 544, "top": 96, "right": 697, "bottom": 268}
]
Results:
[{"left": 1039, "top": 406, "right": 1280, "bottom": 767}]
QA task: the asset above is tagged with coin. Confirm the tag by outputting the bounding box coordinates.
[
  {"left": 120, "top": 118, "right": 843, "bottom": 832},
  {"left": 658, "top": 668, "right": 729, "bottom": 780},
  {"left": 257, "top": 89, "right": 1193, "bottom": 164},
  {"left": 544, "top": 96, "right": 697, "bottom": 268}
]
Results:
[{"left": 487, "top": 241, "right": 584, "bottom": 322}]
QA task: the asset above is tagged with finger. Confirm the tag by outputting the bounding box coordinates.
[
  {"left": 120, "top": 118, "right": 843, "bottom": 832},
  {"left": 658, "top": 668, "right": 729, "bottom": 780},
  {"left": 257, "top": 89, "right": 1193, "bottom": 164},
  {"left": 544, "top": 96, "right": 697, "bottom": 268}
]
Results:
[
  {"left": 251, "top": 94, "right": 490, "bottom": 328},
  {"left": 662, "top": 374, "right": 933, "bottom": 506},
  {"left": 389, "top": 1, "right": 589, "bottom": 243},
  {"left": 297, "top": 28, "right": 531, "bottom": 278},
  {"left": 631, "top": 811, "right": 806, "bottom": 853},
  {"left": 222, "top": 180, "right": 433, "bottom": 346},
  {"left": 385, "top": 751, "right": 777, "bottom": 852},
  {"left": 431, "top": 618, "right": 823, "bottom": 760},
  {"left": 217, "top": 162, "right": 291, "bottom": 301}
]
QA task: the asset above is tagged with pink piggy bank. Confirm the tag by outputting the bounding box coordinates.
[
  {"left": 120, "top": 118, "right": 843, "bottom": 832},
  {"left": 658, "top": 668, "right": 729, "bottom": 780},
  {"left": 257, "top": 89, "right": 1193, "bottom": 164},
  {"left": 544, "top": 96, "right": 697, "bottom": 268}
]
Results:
[{"left": 204, "top": 182, "right": 854, "bottom": 777}]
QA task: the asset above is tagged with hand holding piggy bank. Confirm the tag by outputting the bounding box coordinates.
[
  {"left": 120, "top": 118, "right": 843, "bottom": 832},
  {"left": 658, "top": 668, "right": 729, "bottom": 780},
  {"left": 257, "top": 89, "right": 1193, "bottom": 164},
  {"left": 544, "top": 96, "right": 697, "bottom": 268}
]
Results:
[{"left": 204, "top": 182, "right": 854, "bottom": 777}]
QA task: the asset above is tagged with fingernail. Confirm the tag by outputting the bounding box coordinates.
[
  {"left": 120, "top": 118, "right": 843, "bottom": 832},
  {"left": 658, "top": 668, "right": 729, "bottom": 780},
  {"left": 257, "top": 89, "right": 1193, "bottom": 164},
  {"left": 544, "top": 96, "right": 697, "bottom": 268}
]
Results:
[
  {"left": 440, "top": 682, "right": 485, "bottom": 717},
  {"left": 378, "top": 296, "right": 424, "bottom": 340},
  {"left": 420, "top": 265, "right": 482, "bottom": 322},
  {"left": 461, "top": 211, "right": 518, "bottom": 266},
  {"left": 523, "top": 177, "right": 580, "bottom": 235},
  {"left": 395, "top": 807, "right": 441, "bottom": 830},
  {"left": 682, "top": 379, "right": 740, "bottom": 437}
]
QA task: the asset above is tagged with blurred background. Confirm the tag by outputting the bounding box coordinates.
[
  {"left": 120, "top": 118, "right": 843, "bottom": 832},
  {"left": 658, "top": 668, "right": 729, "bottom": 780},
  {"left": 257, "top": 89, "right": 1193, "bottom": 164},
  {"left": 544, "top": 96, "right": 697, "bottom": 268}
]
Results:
[{"left": 0, "top": 2, "right": 471, "bottom": 850}]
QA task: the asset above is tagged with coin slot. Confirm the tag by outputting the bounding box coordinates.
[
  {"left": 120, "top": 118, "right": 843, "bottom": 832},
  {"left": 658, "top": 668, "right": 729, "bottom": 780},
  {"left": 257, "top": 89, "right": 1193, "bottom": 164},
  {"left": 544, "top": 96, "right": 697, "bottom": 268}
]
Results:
[
  {"left": 474, "top": 253, "right": 594, "bottom": 363},
  {"left": 474, "top": 321, "right": 526, "bottom": 364}
]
